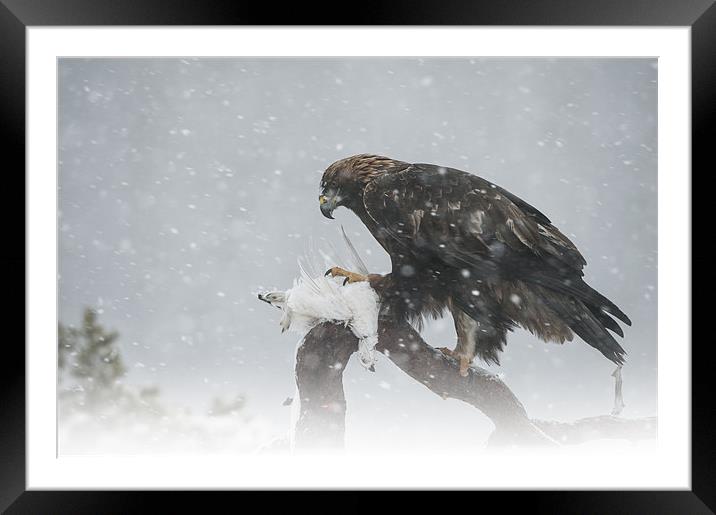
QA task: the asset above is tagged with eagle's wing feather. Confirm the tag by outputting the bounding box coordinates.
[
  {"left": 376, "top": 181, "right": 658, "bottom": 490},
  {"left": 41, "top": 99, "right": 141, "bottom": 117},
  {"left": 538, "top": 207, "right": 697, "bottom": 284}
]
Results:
[
  {"left": 363, "top": 163, "right": 631, "bottom": 330},
  {"left": 363, "top": 163, "right": 587, "bottom": 276}
]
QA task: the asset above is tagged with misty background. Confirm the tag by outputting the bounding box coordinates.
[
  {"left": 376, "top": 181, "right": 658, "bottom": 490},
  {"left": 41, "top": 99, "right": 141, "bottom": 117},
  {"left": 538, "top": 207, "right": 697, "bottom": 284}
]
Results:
[{"left": 58, "top": 58, "right": 657, "bottom": 453}]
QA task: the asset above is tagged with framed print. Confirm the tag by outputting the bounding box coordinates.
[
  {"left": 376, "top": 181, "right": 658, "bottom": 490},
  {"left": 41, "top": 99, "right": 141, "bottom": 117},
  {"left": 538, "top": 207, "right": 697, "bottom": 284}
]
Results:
[{"left": 2, "top": 0, "right": 710, "bottom": 512}]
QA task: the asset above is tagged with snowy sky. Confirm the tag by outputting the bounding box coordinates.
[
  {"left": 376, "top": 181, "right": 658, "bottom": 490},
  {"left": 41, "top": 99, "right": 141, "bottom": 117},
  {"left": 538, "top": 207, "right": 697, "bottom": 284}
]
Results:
[{"left": 58, "top": 58, "right": 657, "bottom": 450}]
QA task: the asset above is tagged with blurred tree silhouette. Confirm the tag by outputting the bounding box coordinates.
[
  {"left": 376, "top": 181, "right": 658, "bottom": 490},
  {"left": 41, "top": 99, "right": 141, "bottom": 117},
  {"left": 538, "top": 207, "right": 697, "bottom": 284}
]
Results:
[
  {"left": 58, "top": 307, "right": 126, "bottom": 408},
  {"left": 57, "top": 307, "right": 259, "bottom": 454},
  {"left": 208, "top": 394, "right": 246, "bottom": 417}
]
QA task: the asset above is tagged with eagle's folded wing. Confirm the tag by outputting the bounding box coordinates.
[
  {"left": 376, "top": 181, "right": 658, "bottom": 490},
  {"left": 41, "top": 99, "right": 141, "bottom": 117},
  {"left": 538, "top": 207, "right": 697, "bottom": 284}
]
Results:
[
  {"left": 362, "top": 163, "right": 587, "bottom": 277},
  {"left": 363, "top": 163, "right": 631, "bottom": 330}
]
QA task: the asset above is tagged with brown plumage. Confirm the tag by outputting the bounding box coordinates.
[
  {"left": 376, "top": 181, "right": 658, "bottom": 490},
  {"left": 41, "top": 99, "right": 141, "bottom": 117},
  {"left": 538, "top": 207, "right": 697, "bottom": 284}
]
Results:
[{"left": 319, "top": 154, "right": 631, "bottom": 370}]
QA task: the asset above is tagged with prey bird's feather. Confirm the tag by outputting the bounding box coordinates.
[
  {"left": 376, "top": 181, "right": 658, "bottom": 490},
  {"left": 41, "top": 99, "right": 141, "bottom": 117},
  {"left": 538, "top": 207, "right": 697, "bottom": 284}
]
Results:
[{"left": 341, "top": 225, "right": 370, "bottom": 276}]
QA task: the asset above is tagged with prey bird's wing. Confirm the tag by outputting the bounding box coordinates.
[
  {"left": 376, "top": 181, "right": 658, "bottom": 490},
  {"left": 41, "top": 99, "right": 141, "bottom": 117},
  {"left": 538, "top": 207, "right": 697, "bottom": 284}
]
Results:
[
  {"left": 341, "top": 225, "right": 370, "bottom": 276},
  {"left": 297, "top": 257, "right": 322, "bottom": 295}
]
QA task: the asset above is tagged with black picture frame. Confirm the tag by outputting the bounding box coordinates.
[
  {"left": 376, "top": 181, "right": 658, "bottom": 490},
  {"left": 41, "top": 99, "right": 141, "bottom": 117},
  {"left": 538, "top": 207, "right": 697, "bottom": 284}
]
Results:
[{"left": 1, "top": 1, "right": 709, "bottom": 512}]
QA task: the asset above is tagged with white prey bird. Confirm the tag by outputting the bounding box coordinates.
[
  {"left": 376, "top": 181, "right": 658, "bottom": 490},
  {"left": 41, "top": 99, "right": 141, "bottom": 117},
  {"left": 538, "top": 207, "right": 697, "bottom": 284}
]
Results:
[{"left": 258, "top": 256, "right": 381, "bottom": 371}]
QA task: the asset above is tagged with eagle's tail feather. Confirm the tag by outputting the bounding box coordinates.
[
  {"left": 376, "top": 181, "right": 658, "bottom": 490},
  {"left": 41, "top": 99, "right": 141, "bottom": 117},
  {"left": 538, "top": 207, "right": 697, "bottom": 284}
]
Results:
[
  {"left": 578, "top": 282, "right": 632, "bottom": 327},
  {"left": 533, "top": 273, "right": 631, "bottom": 327},
  {"left": 543, "top": 294, "right": 627, "bottom": 365},
  {"left": 571, "top": 314, "right": 627, "bottom": 366},
  {"left": 586, "top": 304, "right": 624, "bottom": 338}
]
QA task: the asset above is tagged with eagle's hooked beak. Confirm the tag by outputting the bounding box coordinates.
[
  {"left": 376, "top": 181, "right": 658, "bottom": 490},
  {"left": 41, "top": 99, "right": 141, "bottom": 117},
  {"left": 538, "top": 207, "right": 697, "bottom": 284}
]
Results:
[{"left": 319, "top": 191, "right": 338, "bottom": 219}]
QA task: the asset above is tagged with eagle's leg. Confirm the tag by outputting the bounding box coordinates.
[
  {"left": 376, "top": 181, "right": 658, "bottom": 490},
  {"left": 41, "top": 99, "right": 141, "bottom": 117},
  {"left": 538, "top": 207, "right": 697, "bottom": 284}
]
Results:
[
  {"left": 451, "top": 306, "right": 483, "bottom": 378},
  {"left": 457, "top": 355, "right": 470, "bottom": 377},
  {"left": 325, "top": 266, "right": 368, "bottom": 284}
]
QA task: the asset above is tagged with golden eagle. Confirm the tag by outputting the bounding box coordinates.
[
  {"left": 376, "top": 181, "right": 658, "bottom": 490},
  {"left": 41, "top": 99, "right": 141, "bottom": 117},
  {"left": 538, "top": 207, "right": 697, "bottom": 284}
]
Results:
[{"left": 319, "top": 154, "right": 630, "bottom": 376}]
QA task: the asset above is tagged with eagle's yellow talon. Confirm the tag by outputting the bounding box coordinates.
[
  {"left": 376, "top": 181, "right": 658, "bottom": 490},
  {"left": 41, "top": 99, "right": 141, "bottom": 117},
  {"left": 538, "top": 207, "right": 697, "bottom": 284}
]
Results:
[
  {"left": 437, "top": 347, "right": 470, "bottom": 377},
  {"left": 325, "top": 266, "right": 367, "bottom": 284}
]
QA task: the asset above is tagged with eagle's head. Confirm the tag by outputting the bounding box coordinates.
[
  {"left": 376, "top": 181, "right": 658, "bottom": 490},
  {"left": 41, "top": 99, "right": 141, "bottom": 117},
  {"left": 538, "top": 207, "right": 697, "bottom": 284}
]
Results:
[{"left": 319, "top": 154, "right": 407, "bottom": 219}]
